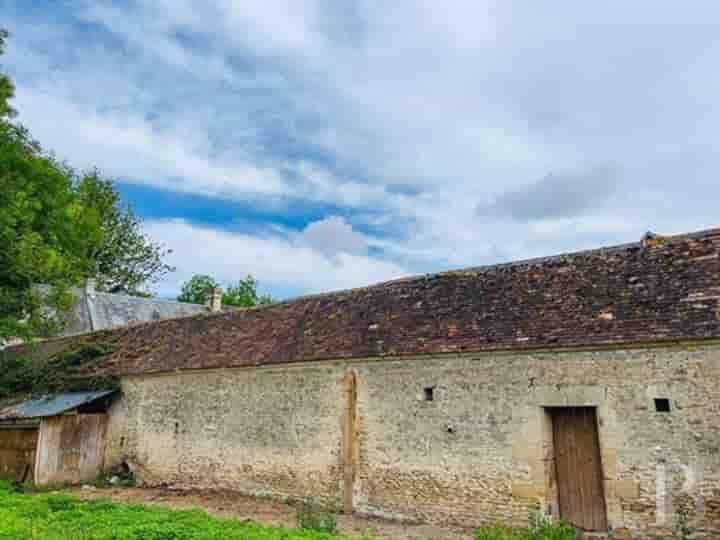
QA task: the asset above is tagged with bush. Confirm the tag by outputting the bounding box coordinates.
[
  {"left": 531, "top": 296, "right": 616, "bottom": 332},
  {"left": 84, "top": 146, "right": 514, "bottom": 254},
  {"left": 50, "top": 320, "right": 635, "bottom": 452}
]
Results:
[{"left": 296, "top": 503, "right": 338, "bottom": 534}]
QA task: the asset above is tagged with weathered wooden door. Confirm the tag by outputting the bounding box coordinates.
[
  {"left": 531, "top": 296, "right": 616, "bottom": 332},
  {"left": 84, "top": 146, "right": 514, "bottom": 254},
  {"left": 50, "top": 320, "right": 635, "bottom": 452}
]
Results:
[
  {"left": 550, "top": 407, "right": 607, "bottom": 532},
  {"left": 35, "top": 414, "right": 107, "bottom": 486},
  {"left": 0, "top": 428, "right": 38, "bottom": 482}
]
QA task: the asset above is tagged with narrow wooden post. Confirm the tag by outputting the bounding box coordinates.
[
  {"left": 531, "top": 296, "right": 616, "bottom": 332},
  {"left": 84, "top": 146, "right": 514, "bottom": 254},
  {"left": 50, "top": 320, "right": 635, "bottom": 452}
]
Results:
[{"left": 342, "top": 370, "right": 358, "bottom": 514}]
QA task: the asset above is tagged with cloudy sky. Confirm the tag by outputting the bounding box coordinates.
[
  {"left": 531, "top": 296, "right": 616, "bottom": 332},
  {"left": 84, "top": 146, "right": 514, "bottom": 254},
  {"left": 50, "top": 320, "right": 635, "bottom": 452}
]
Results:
[{"left": 2, "top": 1, "right": 719, "bottom": 299}]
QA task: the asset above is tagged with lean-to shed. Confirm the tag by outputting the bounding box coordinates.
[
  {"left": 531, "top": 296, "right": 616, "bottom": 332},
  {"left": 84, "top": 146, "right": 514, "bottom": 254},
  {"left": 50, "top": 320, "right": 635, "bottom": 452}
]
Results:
[{"left": 0, "top": 390, "right": 116, "bottom": 485}]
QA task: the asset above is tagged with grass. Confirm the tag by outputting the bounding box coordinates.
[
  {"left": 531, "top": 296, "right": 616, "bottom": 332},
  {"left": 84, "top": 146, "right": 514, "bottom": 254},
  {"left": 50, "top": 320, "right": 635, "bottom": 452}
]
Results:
[
  {"left": 0, "top": 481, "right": 578, "bottom": 540},
  {"left": 475, "top": 523, "right": 576, "bottom": 540},
  {"left": 0, "top": 480, "right": 345, "bottom": 540}
]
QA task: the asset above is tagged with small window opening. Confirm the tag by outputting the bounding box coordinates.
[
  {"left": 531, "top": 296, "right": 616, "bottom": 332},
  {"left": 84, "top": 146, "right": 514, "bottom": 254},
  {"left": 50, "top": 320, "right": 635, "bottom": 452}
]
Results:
[
  {"left": 423, "top": 386, "right": 435, "bottom": 401},
  {"left": 120, "top": 436, "right": 125, "bottom": 448},
  {"left": 174, "top": 422, "right": 180, "bottom": 435},
  {"left": 655, "top": 398, "right": 671, "bottom": 413}
]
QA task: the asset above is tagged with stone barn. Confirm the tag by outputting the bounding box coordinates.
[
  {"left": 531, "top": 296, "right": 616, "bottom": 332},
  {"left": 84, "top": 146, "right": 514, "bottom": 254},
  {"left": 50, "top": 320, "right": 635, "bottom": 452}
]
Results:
[{"left": 3, "top": 228, "right": 720, "bottom": 539}]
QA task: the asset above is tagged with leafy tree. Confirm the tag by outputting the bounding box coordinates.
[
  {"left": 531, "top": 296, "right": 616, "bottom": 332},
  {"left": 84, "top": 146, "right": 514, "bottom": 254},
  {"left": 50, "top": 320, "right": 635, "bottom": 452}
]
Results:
[
  {"left": 177, "top": 274, "right": 219, "bottom": 305},
  {"left": 0, "top": 28, "right": 92, "bottom": 343},
  {"left": 0, "top": 29, "right": 173, "bottom": 343},
  {"left": 75, "top": 171, "right": 174, "bottom": 295},
  {"left": 177, "top": 274, "right": 273, "bottom": 307},
  {"left": 0, "top": 121, "right": 95, "bottom": 342},
  {"left": 224, "top": 276, "right": 273, "bottom": 307},
  {"left": 0, "top": 29, "right": 16, "bottom": 120}
]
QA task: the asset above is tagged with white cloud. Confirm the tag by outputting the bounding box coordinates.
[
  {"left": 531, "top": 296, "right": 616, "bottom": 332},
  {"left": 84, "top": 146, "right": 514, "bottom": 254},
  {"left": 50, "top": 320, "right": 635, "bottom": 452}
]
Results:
[
  {"left": 145, "top": 219, "right": 408, "bottom": 298},
  {"left": 301, "top": 216, "right": 367, "bottom": 259},
  {"left": 3, "top": 0, "right": 720, "bottom": 297},
  {"left": 13, "top": 89, "right": 287, "bottom": 198}
]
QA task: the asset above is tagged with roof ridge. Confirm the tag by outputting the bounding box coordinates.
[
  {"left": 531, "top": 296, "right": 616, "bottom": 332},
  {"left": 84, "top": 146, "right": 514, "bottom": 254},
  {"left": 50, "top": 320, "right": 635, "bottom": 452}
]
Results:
[
  {"left": 222, "top": 225, "right": 720, "bottom": 312},
  {"left": 15, "top": 226, "right": 720, "bottom": 344},
  {"left": 89, "top": 291, "right": 206, "bottom": 308}
]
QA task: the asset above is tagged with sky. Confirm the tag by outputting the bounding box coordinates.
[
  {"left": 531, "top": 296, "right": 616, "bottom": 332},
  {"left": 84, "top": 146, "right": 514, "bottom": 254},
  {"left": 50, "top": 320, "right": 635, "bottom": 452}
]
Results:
[{"left": 2, "top": 1, "right": 719, "bottom": 300}]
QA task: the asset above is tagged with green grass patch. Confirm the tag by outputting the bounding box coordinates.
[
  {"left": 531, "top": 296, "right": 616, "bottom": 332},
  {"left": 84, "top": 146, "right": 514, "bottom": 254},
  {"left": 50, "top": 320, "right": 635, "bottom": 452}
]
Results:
[
  {"left": 475, "top": 522, "right": 576, "bottom": 540},
  {"left": 0, "top": 481, "right": 578, "bottom": 540},
  {"left": 0, "top": 481, "right": 345, "bottom": 540}
]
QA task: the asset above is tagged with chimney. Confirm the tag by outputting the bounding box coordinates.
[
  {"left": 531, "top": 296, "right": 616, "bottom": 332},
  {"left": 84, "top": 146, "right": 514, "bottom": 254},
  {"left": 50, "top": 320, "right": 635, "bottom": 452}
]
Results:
[
  {"left": 85, "top": 278, "right": 97, "bottom": 294},
  {"left": 209, "top": 287, "right": 223, "bottom": 312}
]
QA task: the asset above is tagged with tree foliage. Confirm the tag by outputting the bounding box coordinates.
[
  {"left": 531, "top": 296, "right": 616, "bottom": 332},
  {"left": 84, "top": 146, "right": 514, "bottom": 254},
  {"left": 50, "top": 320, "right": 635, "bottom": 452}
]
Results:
[
  {"left": 177, "top": 274, "right": 218, "bottom": 305},
  {"left": 177, "top": 274, "right": 273, "bottom": 307},
  {"left": 0, "top": 29, "right": 15, "bottom": 120},
  {"left": 0, "top": 29, "right": 173, "bottom": 343},
  {"left": 224, "top": 276, "right": 273, "bottom": 307},
  {"left": 0, "top": 121, "right": 93, "bottom": 341},
  {"left": 75, "top": 171, "right": 174, "bottom": 294}
]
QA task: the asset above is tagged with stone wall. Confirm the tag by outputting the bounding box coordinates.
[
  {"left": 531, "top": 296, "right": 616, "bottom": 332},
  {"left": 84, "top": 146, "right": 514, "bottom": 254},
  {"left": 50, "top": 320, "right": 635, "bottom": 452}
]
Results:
[
  {"left": 105, "top": 365, "right": 346, "bottom": 507},
  {"left": 105, "top": 343, "right": 720, "bottom": 538}
]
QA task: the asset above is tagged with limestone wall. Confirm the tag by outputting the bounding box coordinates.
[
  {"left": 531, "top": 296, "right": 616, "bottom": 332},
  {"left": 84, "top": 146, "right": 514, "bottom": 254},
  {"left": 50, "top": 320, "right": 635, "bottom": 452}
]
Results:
[
  {"left": 105, "top": 344, "right": 720, "bottom": 538},
  {"left": 105, "top": 365, "right": 346, "bottom": 507}
]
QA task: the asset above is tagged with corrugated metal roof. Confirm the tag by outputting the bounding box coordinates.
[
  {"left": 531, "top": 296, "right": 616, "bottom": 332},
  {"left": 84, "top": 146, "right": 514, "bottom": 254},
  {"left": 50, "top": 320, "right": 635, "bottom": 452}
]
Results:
[{"left": 0, "top": 390, "right": 117, "bottom": 420}]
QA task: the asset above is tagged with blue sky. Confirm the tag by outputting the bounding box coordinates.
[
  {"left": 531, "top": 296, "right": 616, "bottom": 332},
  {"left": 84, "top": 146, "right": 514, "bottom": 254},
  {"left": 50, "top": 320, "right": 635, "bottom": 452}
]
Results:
[{"left": 2, "top": 1, "right": 720, "bottom": 299}]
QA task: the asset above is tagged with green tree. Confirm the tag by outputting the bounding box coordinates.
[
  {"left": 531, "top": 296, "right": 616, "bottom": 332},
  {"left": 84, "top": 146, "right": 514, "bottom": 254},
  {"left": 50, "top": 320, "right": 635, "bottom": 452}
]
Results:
[
  {"left": 0, "top": 121, "right": 95, "bottom": 341},
  {"left": 177, "top": 274, "right": 273, "bottom": 307},
  {"left": 0, "top": 29, "right": 16, "bottom": 120},
  {"left": 0, "top": 30, "right": 173, "bottom": 342},
  {"left": 0, "top": 28, "right": 92, "bottom": 342},
  {"left": 177, "top": 274, "right": 219, "bottom": 305},
  {"left": 75, "top": 171, "right": 174, "bottom": 295},
  {"left": 223, "top": 276, "right": 273, "bottom": 307}
]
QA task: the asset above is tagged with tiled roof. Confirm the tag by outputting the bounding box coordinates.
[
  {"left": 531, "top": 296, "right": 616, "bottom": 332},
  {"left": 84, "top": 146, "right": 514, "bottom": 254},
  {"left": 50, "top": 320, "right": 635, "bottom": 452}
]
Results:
[{"left": 79, "top": 227, "right": 720, "bottom": 377}]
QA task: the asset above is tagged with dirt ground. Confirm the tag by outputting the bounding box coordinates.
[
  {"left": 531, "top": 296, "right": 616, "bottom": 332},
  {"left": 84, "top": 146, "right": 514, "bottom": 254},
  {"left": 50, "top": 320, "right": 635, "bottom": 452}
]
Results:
[{"left": 68, "top": 486, "right": 473, "bottom": 540}]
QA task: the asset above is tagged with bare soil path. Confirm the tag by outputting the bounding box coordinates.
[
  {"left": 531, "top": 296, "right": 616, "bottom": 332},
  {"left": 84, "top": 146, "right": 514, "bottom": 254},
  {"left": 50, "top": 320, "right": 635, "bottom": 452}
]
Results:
[{"left": 68, "top": 486, "right": 473, "bottom": 540}]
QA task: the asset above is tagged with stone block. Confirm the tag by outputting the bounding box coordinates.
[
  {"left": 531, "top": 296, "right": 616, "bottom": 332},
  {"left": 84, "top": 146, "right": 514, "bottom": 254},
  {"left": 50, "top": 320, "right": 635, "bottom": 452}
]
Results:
[
  {"left": 611, "top": 480, "right": 640, "bottom": 500},
  {"left": 511, "top": 483, "right": 543, "bottom": 500}
]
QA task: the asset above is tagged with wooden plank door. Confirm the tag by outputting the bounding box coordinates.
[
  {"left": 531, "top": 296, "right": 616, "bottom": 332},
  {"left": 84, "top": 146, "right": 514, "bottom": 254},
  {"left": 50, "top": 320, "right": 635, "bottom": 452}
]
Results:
[
  {"left": 0, "top": 428, "right": 38, "bottom": 483},
  {"left": 550, "top": 407, "right": 608, "bottom": 532},
  {"left": 36, "top": 414, "right": 108, "bottom": 486}
]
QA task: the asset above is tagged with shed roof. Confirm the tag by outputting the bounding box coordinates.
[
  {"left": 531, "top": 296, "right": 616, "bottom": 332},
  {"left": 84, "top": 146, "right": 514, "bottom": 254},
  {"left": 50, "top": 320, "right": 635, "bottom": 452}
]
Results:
[{"left": 0, "top": 390, "right": 117, "bottom": 421}]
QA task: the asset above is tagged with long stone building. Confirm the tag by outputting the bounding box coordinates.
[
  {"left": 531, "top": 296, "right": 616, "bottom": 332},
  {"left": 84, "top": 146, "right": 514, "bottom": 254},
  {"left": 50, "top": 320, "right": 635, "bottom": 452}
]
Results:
[{"left": 2, "top": 228, "right": 720, "bottom": 539}]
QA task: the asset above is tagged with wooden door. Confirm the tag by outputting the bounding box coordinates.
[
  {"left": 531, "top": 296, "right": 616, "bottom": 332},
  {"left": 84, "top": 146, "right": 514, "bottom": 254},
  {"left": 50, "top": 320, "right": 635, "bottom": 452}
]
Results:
[
  {"left": 0, "top": 428, "right": 38, "bottom": 483},
  {"left": 550, "top": 407, "right": 607, "bottom": 532},
  {"left": 35, "top": 414, "right": 107, "bottom": 486}
]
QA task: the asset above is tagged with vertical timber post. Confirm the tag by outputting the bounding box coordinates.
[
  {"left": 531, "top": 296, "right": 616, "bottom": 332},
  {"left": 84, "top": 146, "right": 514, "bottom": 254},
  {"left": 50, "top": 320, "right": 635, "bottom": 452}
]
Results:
[{"left": 343, "top": 370, "right": 359, "bottom": 514}]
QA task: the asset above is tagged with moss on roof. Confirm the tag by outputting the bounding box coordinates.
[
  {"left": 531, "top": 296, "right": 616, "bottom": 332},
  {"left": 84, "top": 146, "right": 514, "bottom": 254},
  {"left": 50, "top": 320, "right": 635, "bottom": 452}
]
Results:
[
  {"left": 2, "top": 227, "right": 720, "bottom": 400},
  {"left": 0, "top": 336, "right": 119, "bottom": 406}
]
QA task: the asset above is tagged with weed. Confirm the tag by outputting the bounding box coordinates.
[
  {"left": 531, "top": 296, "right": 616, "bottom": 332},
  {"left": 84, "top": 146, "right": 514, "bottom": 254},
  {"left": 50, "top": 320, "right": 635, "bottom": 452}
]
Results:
[
  {"left": 476, "top": 514, "right": 576, "bottom": 540},
  {"left": 675, "top": 494, "right": 695, "bottom": 540},
  {"left": 296, "top": 503, "right": 338, "bottom": 534}
]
